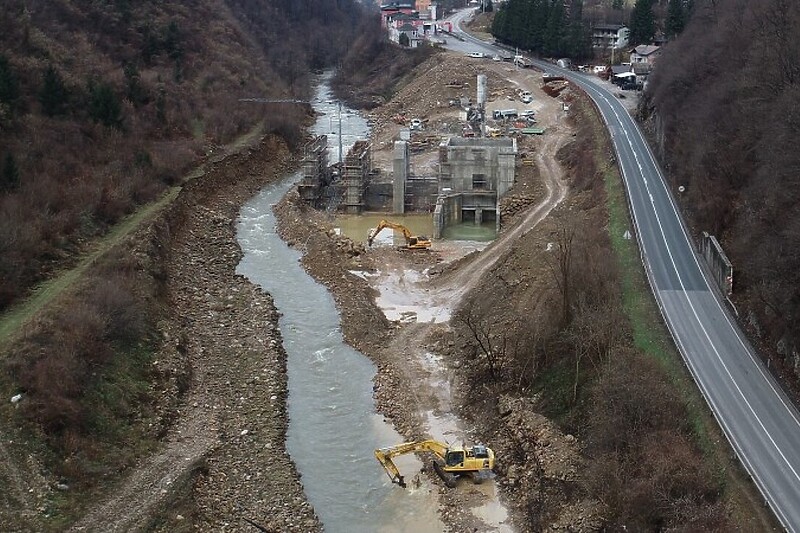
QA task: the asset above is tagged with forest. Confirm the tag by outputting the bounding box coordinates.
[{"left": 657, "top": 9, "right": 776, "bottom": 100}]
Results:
[{"left": 646, "top": 0, "right": 800, "bottom": 387}]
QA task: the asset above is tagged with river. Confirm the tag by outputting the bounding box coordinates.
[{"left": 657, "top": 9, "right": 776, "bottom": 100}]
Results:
[{"left": 235, "top": 76, "right": 444, "bottom": 532}]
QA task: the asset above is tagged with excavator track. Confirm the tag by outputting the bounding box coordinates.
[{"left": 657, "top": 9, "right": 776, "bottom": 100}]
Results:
[{"left": 432, "top": 460, "right": 458, "bottom": 488}]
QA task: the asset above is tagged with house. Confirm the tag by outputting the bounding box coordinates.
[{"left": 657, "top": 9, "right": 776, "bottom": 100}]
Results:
[
  {"left": 630, "top": 45, "right": 661, "bottom": 65},
  {"left": 380, "top": 2, "right": 415, "bottom": 28},
  {"left": 390, "top": 21, "right": 424, "bottom": 47},
  {"left": 592, "top": 24, "right": 630, "bottom": 51}
]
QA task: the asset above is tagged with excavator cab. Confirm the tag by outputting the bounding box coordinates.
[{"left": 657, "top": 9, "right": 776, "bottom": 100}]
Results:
[{"left": 445, "top": 450, "right": 464, "bottom": 467}]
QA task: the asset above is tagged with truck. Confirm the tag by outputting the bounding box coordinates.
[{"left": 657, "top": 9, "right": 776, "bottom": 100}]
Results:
[
  {"left": 513, "top": 55, "right": 531, "bottom": 68},
  {"left": 492, "top": 109, "right": 519, "bottom": 120}
]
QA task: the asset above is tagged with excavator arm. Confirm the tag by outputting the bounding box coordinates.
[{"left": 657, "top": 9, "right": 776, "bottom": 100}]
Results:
[{"left": 374, "top": 440, "right": 449, "bottom": 488}]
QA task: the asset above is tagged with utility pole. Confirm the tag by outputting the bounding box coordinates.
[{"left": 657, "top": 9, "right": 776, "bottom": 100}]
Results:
[{"left": 338, "top": 101, "right": 343, "bottom": 166}]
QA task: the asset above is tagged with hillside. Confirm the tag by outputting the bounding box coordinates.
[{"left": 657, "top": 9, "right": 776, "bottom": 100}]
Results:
[
  {"left": 644, "top": 0, "right": 800, "bottom": 388},
  {"left": 0, "top": 0, "right": 372, "bottom": 311}
]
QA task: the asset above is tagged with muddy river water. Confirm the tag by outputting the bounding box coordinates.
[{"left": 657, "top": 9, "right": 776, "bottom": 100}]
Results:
[{"left": 236, "top": 76, "right": 509, "bottom": 532}]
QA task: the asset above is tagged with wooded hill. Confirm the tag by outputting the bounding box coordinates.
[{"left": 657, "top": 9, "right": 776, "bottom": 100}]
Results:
[
  {"left": 0, "top": 0, "right": 391, "bottom": 311},
  {"left": 645, "top": 0, "right": 800, "bottom": 387}
]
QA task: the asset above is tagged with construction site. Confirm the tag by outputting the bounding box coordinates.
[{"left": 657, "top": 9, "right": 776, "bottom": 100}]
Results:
[{"left": 292, "top": 59, "right": 566, "bottom": 242}]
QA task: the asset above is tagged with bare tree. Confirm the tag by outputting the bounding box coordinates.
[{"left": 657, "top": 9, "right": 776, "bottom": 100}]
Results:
[
  {"left": 545, "top": 221, "right": 576, "bottom": 328},
  {"left": 457, "top": 299, "right": 506, "bottom": 381}
]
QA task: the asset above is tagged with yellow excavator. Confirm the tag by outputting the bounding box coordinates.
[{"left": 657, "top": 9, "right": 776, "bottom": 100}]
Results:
[
  {"left": 374, "top": 440, "right": 495, "bottom": 488},
  {"left": 367, "top": 219, "right": 432, "bottom": 250}
]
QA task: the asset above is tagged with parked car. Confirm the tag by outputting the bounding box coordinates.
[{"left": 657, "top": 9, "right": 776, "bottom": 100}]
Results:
[
  {"left": 520, "top": 109, "right": 535, "bottom": 118},
  {"left": 409, "top": 118, "right": 423, "bottom": 130},
  {"left": 467, "top": 51, "right": 485, "bottom": 58},
  {"left": 520, "top": 93, "right": 532, "bottom": 104}
]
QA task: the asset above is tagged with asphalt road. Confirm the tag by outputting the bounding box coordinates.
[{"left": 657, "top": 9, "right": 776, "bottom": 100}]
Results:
[{"left": 446, "top": 9, "right": 800, "bottom": 531}]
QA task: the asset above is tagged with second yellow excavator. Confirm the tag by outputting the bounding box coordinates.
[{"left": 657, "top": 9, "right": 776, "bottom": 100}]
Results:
[
  {"left": 374, "top": 440, "right": 495, "bottom": 488},
  {"left": 367, "top": 219, "right": 431, "bottom": 250}
]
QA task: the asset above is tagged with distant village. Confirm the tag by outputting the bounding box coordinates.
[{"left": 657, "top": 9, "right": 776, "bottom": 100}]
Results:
[{"left": 379, "top": 1, "right": 662, "bottom": 89}]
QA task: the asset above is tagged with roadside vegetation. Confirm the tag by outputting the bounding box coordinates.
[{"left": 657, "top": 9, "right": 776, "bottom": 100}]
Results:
[{"left": 453, "top": 94, "right": 740, "bottom": 530}]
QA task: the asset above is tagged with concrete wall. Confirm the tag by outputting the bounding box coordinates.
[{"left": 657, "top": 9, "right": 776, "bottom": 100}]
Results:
[
  {"left": 433, "top": 194, "right": 462, "bottom": 239},
  {"left": 405, "top": 177, "right": 439, "bottom": 212},
  {"left": 393, "top": 141, "right": 409, "bottom": 214},
  {"left": 364, "top": 182, "right": 393, "bottom": 211},
  {"left": 437, "top": 137, "right": 515, "bottom": 235},
  {"left": 438, "top": 137, "right": 516, "bottom": 196},
  {"left": 700, "top": 232, "right": 733, "bottom": 296}
]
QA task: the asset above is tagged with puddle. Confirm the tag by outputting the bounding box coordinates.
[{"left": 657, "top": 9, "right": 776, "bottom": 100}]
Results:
[
  {"left": 471, "top": 480, "right": 513, "bottom": 532},
  {"left": 372, "top": 270, "right": 453, "bottom": 324}
]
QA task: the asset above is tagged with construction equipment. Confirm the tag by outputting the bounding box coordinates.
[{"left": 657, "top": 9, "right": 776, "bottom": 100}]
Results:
[
  {"left": 374, "top": 440, "right": 495, "bottom": 488},
  {"left": 367, "top": 220, "right": 431, "bottom": 250}
]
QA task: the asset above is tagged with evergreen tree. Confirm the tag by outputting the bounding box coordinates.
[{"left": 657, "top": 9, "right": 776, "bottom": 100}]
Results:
[
  {"left": 1, "top": 153, "right": 20, "bottom": 192},
  {"left": 39, "top": 66, "right": 69, "bottom": 116},
  {"left": 666, "top": 0, "right": 686, "bottom": 37},
  {"left": 567, "top": 0, "right": 592, "bottom": 60},
  {"left": 543, "top": 0, "right": 566, "bottom": 57},
  {"left": 0, "top": 55, "right": 19, "bottom": 108},
  {"left": 124, "top": 62, "right": 147, "bottom": 106},
  {"left": 88, "top": 81, "right": 123, "bottom": 128},
  {"left": 399, "top": 32, "right": 410, "bottom": 47},
  {"left": 629, "top": 0, "right": 656, "bottom": 45}
]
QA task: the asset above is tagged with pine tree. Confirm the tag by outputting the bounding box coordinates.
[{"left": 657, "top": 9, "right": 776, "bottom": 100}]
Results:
[
  {"left": 0, "top": 56, "right": 19, "bottom": 108},
  {"left": 88, "top": 82, "right": 123, "bottom": 128},
  {"left": 39, "top": 66, "right": 69, "bottom": 116},
  {"left": 543, "top": 0, "right": 566, "bottom": 57},
  {"left": 629, "top": 0, "right": 656, "bottom": 45},
  {"left": 1, "top": 153, "right": 20, "bottom": 193},
  {"left": 666, "top": 0, "right": 686, "bottom": 37}
]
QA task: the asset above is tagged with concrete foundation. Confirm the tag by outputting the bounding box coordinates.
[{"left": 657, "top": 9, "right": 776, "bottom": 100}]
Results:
[
  {"left": 297, "top": 136, "right": 329, "bottom": 206},
  {"left": 342, "top": 140, "right": 372, "bottom": 214}
]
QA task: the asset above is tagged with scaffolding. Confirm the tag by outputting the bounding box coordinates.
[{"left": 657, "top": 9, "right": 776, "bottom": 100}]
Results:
[
  {"left": 341, "top": 140, "right": 372, "bottom": 214},
  {"left": 297, "top": 135, "right": 328, "bottom": 205}
]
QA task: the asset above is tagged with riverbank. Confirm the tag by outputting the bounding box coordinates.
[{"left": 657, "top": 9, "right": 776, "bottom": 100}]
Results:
[{"left": 57, "top": 135, "right": 323, "bottom": 532}]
